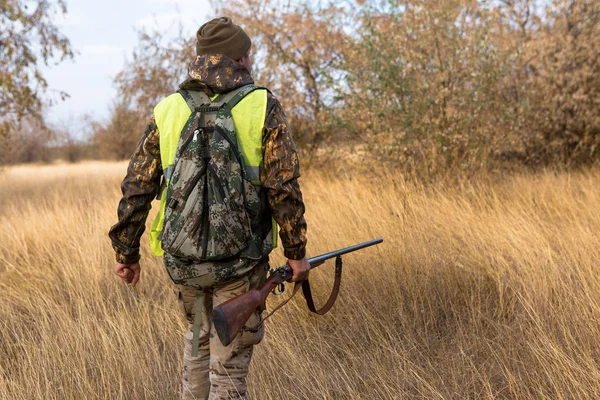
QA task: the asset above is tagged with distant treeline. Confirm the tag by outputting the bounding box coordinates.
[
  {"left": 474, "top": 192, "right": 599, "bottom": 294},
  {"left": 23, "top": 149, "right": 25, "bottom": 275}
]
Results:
[{"left": 2, "top": 0, "right": 598, "bottom": 178}]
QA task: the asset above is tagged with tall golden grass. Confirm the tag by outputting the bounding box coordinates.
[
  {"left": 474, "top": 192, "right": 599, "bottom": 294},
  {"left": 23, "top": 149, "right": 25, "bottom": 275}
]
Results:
[{"left": 1, "top": 162, "right": 599, "bottom": 399}]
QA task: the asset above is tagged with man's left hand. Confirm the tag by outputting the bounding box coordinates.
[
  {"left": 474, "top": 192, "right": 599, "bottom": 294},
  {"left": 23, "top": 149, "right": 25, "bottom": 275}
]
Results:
[{"left": 115, "top": 262, "right": 141, "bottom": 286}]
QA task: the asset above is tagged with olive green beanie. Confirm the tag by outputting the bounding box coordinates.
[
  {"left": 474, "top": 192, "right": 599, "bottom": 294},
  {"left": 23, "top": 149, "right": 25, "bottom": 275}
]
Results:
[{"left": 195, "top": 17, "right": 252, "bottom": 60}]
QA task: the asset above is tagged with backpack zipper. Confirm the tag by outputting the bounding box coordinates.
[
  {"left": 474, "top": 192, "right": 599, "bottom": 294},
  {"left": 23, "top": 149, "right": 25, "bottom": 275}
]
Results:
[
  {"left": 208, "top": 164, "right": 228, "bottom": 202},
  {"left": 181, "top": 163, "right": 208, "bottom": 202},
  {"left": 201, "top": 171, "right": 210, "bottom": 260},
  {"left": 168, "top": 125, "right": 201, "bottom": 189}
]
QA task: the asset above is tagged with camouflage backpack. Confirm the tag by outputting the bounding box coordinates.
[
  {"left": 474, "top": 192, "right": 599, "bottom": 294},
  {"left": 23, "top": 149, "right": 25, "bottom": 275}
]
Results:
[{"left": 160, "top": 85, "right": 266, "bottom": 266}]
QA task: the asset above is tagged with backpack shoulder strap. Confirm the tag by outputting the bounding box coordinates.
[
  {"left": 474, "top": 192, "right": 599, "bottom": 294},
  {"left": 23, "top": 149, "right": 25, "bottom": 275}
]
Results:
[{"left": 221, "top": 84, "right": 267, "bottom": 113}]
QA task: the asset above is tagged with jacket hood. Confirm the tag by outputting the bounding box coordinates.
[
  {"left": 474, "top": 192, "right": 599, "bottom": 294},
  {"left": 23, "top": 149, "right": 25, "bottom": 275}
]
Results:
[{"left": 179, "top": 54, "right": 254, "bottom": 96}]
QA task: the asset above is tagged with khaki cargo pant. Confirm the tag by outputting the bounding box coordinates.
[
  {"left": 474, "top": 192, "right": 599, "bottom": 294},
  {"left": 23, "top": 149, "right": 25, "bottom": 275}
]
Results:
[{"left": 177, "top": 263, "right": 268, "bottom": 400}]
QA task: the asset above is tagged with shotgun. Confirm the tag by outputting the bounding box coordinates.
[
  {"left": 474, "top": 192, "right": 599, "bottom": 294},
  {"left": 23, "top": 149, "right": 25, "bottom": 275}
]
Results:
[{"left": 211, "top": 238, "right": 384, "bottom": 346}]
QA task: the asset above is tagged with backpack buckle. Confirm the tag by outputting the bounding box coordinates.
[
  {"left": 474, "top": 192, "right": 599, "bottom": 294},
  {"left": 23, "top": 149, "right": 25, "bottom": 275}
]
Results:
[{"left": 167, "top": 198, "right": 179, "bottom": 209}]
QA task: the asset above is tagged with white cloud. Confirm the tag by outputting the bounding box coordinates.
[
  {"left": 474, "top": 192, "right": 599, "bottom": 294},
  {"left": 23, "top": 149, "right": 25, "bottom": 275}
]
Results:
[
  {"left": 145, "top": 0, "right": 190, "bottom": 4},
  {"left": 56, "top": 9, "right": 91, "bottom": 29},
  {"left": 81, "top": 44, "right": 126, "bottom": 58},
  {"left": 134, "top": 10, "right": 209, "bottom": 36},
  {"left": 135, "top": 12, "right": 185, "bottom": 31},
  {"left": 134, "top": 1, "right": 213, "bottom": 33}
]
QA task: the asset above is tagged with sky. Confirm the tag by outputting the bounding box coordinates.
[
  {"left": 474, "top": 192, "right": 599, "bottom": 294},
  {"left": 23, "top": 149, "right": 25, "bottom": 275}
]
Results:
[{"left": 43, "top": 0, "right": 214, "bottom": 133}]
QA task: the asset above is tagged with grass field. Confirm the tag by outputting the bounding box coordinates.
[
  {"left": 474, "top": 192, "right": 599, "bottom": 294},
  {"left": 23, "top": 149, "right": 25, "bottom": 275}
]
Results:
[{"left": 1, "top": 162, "right": 599, "bottom": 399}]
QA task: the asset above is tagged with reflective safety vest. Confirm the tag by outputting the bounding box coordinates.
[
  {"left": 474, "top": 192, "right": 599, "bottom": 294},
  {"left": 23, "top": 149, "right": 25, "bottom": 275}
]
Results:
[{"left": 149, "top": 87, "right": 274, "bottom": 256}]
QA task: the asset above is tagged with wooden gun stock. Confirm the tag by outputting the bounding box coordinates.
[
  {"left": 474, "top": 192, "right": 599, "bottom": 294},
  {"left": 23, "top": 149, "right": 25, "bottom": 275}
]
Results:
[
  {"left": 212, "top": 270, "right": 289, "bottom": 346},
  {"left": 211, "top": 238, "right": 383, "bottom": 347}
]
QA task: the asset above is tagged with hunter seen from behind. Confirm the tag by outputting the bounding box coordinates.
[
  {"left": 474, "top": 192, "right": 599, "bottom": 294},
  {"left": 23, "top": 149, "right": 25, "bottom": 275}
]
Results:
[{"left": 1, "top": 0, "right": 599, "bottom": 399}]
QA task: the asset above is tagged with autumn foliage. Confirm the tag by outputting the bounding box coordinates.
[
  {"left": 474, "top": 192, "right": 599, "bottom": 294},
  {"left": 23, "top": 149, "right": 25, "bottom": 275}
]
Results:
[
  {"left": 4, "top": 0, "right": 597, "bottom": 178},
  {"left": 0, "top": 0, "right": 73, "bottom": 136},
  {"left": 219, "top": 0, "right": 600, "bottom": 176}
]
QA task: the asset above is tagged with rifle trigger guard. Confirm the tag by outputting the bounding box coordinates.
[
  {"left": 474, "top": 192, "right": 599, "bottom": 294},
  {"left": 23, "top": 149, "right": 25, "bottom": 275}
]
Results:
[{"left": 272, "top": 282, "right": 285, "bottom": 296}]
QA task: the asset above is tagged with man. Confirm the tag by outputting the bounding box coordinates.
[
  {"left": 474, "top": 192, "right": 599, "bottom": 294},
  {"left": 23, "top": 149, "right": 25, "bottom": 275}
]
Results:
[{"left": 109, "top": 17, "right": 309, "bottom": 399}]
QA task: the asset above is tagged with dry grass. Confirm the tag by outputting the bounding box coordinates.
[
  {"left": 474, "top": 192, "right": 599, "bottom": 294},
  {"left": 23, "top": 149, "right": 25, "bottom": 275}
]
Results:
[{"left": 1, "top": 162, "right": 599, "bottom": 399}]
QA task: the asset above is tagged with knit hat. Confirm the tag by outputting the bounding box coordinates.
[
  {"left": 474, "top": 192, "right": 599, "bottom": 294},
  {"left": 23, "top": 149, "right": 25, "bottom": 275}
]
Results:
[{"left": 195, "top": 17, "right": 252, "bottom": 60}]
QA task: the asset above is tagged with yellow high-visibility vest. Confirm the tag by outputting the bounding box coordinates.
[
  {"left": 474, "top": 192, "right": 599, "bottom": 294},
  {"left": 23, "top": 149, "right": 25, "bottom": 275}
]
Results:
[{"left": 149, "top": 87, "right": 275, "bottom": 256}]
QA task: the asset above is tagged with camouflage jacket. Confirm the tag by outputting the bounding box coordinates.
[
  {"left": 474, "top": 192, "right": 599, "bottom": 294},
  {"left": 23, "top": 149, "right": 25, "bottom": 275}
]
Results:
[{"left": 109, "top": 54, "right": 308, "bottom": 264}]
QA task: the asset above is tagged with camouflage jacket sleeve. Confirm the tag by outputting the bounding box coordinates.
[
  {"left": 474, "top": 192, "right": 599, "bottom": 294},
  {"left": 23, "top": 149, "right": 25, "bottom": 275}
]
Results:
[
  {"left": 108, "top": 117, "right": 162, "bottom": 264},
  {"left": 261, "top": 93, "right": 308, "bottom": 260}
]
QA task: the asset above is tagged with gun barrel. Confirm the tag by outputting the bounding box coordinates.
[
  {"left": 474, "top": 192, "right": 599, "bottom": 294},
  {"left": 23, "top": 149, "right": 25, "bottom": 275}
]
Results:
[{"left": 307, "top": 238, "right": 383, "bottom": 268}]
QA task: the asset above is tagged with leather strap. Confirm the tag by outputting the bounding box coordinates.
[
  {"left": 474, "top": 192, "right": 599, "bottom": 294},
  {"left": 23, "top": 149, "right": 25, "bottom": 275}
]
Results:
[{"left": 301, "top": 255, "right": 343, "bottom": 315}]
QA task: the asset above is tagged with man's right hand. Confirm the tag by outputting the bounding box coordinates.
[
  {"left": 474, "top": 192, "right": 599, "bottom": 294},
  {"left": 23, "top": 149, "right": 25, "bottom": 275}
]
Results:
[
  {"left": 287, "top": 257, "right": 310, "bottom": 282},
  {"left": 115, "top": 262, "right": 141, "bottom": 286}
]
